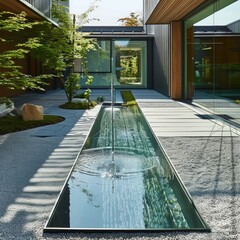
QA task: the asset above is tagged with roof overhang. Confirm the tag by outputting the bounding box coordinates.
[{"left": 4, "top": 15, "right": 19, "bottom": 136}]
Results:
[
  {"left": 85, "top": 34, "right": 154, "bottom": 39},
  {"left": 0, "top": 0, "right": 57, "bottom": 26},
  {"left": 146, "top": 0, "right": 207, "bottom": 24}
]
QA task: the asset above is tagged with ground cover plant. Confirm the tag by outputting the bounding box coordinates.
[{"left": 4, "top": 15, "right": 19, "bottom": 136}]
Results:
[
  {"left": 0, "top": 115, "right": 64, "bottom": 135},
  {"left": 59, "top": 100, "right": 97, "bottom": 109}
]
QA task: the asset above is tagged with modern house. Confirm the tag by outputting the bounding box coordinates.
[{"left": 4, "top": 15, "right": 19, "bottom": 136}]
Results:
[
  {"left": 142, "top": 0, "right": 240, "bottom": 126},
  {"left": 77, "top": 0, "right": 240, "bottom": 125},
  {"left": 79, "top": 1, "right": 239, "bottom": 100},
  {"left": 144, "top": 0, "right": 240, "bottom": 99},
  {"left": 0, "top": 0, "right": 239, "bottom": 124}
]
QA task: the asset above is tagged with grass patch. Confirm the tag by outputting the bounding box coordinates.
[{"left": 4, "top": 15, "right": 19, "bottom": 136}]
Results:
[
  {"left": 0, "top": 115, "right": 64, "bottom": 135},
  {"left": 121, "top": 90, "right": 137, "bottom": 106},
  {"left": 59, "top": 100, "right": 97, "bottom": 109}
]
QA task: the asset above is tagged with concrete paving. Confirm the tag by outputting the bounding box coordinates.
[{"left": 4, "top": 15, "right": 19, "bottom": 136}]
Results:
[
  {"left": 133, "top": 90, "right": 240, "bottom": 137},
  {"left": 194, "top": 90, "right": 240, "bottom": 126},
  {"left": 1, "top": 90, "right": 102, "bottom": 239},
  {"left": 0, "top": 89, "right": 240, "bottom": 240}
]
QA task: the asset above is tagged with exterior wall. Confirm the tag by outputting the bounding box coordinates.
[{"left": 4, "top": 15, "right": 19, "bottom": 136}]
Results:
[
  {"left": 148, "top": 25, "right": 170, "bottom": 96},
  {"left": 0, "top": 87, "right": 25, "bottom": 98},
  {"left": 171, "top": 22, "right": 183, "bottom": 99},
  {"left": 144, "top": 0, "right": 159, "bottom": 23},
  {"left": 144, "top": 0, "right": 171, "bottom": 96},
  {"left": 228, "top": 20, "right": 240, "bottom": 33}
]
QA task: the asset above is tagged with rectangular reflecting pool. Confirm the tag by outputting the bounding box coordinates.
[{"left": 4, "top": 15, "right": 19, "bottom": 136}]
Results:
[{"left": 44, "top": 104, "right": 210, "bottom": 232}]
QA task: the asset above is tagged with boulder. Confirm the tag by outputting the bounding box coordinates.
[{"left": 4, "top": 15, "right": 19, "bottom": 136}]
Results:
[{"left": 21, "top": 103, "right": 44, "bottom": 121}]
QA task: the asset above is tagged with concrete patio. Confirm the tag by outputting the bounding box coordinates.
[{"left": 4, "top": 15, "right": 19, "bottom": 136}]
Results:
[{"left": 0, "top": 89, "right": 239, "bottom": 240}]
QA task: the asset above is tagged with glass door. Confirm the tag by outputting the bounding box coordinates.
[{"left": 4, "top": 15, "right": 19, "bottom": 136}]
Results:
[
  {"left": 184, "top": 0, "right": 240, "bottom": 125},
  {"left": 113, "top": 40, "right": 147, "bottom": 88}
]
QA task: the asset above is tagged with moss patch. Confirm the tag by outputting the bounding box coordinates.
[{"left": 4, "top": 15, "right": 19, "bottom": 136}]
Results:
[
  {"left": 59, "top": 100, "right": 97, "bottom": 109},
  {"left": 0, "top": 115, "right": 64, "bottom": 135},
  {"left": 121, "top": 90, "right": 137, "bottom": 106}
]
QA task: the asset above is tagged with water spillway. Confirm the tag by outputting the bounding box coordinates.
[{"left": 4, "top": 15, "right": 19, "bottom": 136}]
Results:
[{"left": 44, "top": 104, "right": 210, "bottom": 232}]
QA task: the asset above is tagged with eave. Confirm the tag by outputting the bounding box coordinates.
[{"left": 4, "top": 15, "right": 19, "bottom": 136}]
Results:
[
  {"left": 0, "top": 0, "right": 57, "bottom": 26},
  {"left": 146, "top": 0, "right": 207, "bottom": 24}
]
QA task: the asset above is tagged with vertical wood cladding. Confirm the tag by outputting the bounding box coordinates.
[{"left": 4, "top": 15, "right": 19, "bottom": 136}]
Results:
[
  {"left": 171, "top": 21, "right": 182, "bottom": 100},
  {"left": 146, "top": 0, "right": 206, "bottom": 24}
]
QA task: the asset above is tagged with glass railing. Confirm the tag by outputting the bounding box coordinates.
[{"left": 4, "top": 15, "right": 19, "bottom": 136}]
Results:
[{"left": 24, "top": 0, "right": 52, "bottom": 18}]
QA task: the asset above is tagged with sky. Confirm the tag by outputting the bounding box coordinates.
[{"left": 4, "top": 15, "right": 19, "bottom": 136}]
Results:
[
  {"left": 70, "top": 0, "right": 143, "bottom": 26},
  {"left": 69, "top": 0, "right": 240, "bottom": 27}
]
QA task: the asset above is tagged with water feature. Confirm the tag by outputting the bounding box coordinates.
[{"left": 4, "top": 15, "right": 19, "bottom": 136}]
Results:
[
  {"left": 110, "top": 69, "right": 116, "bottom": 178},
  {"left": 44, "top": 102, "right": 210, "bottom": 232}
]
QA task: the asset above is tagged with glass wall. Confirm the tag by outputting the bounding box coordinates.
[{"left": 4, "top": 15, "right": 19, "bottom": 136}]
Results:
[
  {"left": 25, "top": 0, "right": 52, "bottom": 18},
  {"left": 87, "top": 40, "right": 111, "bottom": 73},
  {"left": 113, "top": 40, "right": 147, "bottom": 87},
  {"left": 184, "top": 0, "right": 240, "bottom": 126},
  {"left": 75, "top": 39, "right": 148, "bottom": 88}
]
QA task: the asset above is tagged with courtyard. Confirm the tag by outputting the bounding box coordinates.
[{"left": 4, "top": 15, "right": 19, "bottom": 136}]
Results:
[{"left": 0, "top": 89, "right": 239, "bottom": 239}]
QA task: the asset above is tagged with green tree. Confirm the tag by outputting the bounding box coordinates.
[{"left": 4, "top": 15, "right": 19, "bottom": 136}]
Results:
[
  {"left": 0, "top": 11, "right": 49, "bottom": 91},
  {"left": 32, "top": 0, "right": 99, "bottom": 103},
  {"left": 0, "top": 1, "right": 99, "bottom": 103},
  {"left": 118, "top": 12, "right": 142, "bottom": 26}
]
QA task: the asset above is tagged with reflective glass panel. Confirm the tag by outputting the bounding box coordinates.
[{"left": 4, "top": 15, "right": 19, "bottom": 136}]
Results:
[
  {"left": 185, "top": 0, "right": 240, "bottom": 126},
  {"left": 113, "top": 40, "right": 147, "bottom": 87},
  {"left": 78, "top": 39, "right": 148, "bottom": 88}
]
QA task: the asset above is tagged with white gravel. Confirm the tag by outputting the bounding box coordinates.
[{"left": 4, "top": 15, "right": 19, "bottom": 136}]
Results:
[{"left": 1, "top": 135, "right": 239, "bottom": 240}]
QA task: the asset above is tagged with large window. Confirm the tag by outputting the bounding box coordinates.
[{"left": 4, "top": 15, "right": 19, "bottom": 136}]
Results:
[
  {"left": 75, "top": 39, "right": 148, "bottom": 88},
  {"left": 25, "top": 0, "right": 52, "bottom": 18},
  {"left": 184, "top": 0, "right": 240, "bottom": 126}
]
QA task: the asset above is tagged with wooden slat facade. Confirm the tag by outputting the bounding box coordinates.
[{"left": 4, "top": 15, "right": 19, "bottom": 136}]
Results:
[
  {"left": 146, "top": 0, "right": 206, "bottom": 24},
  {"left": 170, "top": 21, "right": 182, "bottom": 99}
]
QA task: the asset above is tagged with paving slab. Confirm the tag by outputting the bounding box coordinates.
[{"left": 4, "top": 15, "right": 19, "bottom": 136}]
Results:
[{"left": 136, "top": 93, "right": 240, "bottom": 137}]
